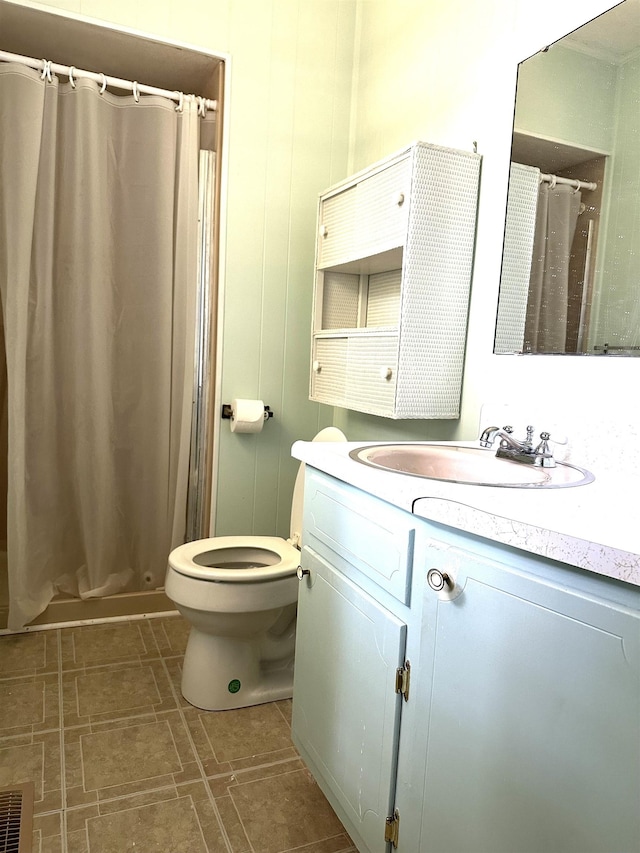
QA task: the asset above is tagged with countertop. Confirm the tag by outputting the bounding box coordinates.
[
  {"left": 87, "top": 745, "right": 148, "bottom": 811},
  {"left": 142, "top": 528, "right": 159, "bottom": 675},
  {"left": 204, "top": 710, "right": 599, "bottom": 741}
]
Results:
[{"left": 291, "top": 439, "right": 640, "bottom": 588}]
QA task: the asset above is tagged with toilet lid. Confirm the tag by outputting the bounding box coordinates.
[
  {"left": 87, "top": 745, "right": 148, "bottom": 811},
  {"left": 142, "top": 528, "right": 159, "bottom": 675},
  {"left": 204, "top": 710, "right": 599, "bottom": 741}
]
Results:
[
  {"left": 290, "top": 426, "right": 346, "bottom": 544},
  {"left": 168, "top": 536, "right": 300, "bottom": 582}
]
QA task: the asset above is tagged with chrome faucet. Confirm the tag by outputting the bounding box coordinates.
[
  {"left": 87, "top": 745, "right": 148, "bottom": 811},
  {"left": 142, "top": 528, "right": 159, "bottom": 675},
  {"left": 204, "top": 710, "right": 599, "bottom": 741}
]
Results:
[{"left": 479, "top": 425, "right": 556, "bottom": 468}]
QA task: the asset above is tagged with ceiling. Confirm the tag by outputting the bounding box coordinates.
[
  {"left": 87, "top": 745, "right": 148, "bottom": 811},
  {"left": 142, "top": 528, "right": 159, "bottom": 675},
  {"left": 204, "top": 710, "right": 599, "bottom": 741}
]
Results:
[
  {"left": 0, "top": 0, "right": 223, "bottom": 99},
  {"left": 562, "top": 0, "right": 640, "bottom": 62}
]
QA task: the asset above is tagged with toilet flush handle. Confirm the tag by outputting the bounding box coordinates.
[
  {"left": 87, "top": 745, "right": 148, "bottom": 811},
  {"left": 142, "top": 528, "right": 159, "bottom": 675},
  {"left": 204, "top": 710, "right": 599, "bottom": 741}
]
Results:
[{"left": 296, "top": 566, "right": 310, "bottom": 581}]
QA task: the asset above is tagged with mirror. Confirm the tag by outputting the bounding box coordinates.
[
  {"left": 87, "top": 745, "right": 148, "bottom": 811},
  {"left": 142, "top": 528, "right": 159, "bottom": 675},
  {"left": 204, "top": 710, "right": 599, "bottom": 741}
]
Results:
[{"left": 495, "top": 0, "right": 640, "bottom": 355}]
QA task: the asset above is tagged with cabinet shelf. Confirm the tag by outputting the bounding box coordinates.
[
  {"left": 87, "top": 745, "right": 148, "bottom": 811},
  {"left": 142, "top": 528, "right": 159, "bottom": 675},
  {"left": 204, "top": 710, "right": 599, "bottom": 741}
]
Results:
[
  {"left": 310, "top": 141, "right": 481, "bottom": 419},
  {"left": 313, "top": 326, "right": 398, "bottom": 338}
]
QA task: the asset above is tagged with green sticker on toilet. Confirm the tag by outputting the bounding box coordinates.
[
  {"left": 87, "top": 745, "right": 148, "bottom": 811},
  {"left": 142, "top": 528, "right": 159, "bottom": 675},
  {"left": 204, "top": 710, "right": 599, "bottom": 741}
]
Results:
[{"left": 228, "top": 679, "right": 241, "bottom": 694}]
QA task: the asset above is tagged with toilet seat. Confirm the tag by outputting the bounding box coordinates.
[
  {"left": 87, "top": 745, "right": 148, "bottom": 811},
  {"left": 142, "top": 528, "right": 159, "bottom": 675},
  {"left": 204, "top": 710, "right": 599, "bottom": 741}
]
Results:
[
  {"left": 168, "top": 427, "right": 346, "bottom": 588},
  {"left": 168, "top": 536, "right": 300, "bottom": 583}
]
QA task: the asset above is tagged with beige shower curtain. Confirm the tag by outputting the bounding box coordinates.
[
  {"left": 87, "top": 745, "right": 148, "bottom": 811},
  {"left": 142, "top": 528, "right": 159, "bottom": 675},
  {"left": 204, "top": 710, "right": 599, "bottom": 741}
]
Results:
[
  {"left": 524, "top": 182, "right": 582, "bottom": 353},
  {"left": 0, "top": 63, "right": 199, "bottom": 630}
]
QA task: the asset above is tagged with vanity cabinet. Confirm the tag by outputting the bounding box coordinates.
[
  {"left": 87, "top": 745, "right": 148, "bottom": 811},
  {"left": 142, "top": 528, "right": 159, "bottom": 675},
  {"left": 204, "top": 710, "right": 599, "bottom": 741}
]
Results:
[
  {"left": 292, "top": 470, "right": 418, "bottom": 853},
  {"left": 292, "top": 469, "right": 640, "bottom": 853},
  {"left": 310, "top": 142, "right": 481, "bottom": 419}
]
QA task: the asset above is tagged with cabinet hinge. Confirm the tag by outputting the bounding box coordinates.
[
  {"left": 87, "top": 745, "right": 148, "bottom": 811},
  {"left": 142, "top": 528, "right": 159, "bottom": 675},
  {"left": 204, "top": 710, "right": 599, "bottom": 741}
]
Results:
[
  {"left": 384, "top": 808, "right": 400, "bottom": 848},
  {"left": 395, "top": 660, "right": 410, "bottom": 702}
]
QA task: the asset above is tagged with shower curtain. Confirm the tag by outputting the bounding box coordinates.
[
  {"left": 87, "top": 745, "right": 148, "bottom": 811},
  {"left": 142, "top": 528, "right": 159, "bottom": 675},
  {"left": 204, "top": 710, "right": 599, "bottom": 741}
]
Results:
[
  {"left": 0, "top": 63, "right": 200, "bottom": 630},
  {"left": 524, "top": 182, "right": 582, "bottom": 353}
]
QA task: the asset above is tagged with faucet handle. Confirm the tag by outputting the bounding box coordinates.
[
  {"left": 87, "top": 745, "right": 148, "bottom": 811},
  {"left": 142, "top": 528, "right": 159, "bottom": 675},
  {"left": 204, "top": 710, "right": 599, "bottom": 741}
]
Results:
[
  {"left": 533, "top": 432, "right": 554, "bottom": 466},
  {"left": 541, "top": 430, "right": 568, "bottom": 445}
]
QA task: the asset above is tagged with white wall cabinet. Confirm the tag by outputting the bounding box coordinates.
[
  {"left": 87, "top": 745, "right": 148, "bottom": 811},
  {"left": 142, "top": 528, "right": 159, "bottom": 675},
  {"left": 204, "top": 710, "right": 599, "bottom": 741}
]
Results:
[
  {"left": 310, "top": 142, "right": 481, "bottom": 419},
  {"left": 292, "top": 469, "right": 640, "bottom": 853}
]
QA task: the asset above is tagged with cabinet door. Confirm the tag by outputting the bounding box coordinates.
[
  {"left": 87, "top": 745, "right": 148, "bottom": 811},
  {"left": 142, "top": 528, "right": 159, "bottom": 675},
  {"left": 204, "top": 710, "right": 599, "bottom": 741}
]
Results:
[
  {"left": 310, "top": 337, "right": 348, "bottom": 406},
  {"left": 416, "top": 543, "right": 640, "bottom": 853},
  {"left": 345, "top": 335, "right": 399, "bottom": 417},
  {"left": 317, "top": 186, "right": 357, "bottom": 268},
  {"left": 292, "top": 546, "right": 407, "bottom": 853},
  {"left": 355, "top": 157, "right": 411, "bottom": 258}
]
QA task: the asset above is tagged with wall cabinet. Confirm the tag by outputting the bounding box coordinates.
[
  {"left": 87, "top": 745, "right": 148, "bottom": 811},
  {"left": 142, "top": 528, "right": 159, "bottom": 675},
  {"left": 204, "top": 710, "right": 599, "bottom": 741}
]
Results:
[
  {"left": 292, "top": 469, "right": 640, "bottom": 853},
  {"left": 310, "top": 142, "right": 481, "bottom": 419}
]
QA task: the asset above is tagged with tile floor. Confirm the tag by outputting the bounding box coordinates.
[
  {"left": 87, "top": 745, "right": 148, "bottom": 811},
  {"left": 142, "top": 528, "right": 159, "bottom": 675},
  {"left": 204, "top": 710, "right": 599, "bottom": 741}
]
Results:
[{"left": 0, "top": 615, "right": 356, "bottom": 853}]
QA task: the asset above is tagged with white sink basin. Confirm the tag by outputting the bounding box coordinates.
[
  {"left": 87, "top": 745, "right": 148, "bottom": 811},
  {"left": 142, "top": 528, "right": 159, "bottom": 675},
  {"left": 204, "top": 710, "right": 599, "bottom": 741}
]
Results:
[{"left": 349, "top": 444, "right": 594, "bottom": 488}]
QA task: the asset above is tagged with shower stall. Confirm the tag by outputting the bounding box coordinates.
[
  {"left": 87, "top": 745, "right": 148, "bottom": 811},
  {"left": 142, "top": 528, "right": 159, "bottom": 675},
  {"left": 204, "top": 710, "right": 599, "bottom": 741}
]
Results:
[{"left": 0, "top": 2, "right": 225, "bottom": 631}]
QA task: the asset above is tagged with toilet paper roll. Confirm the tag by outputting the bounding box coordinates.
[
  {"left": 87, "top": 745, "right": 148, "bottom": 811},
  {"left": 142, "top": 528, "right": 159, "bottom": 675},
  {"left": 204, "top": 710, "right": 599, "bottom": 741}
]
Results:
[{"left": 230, "top": 398, "right": 265, "bottom": 433}]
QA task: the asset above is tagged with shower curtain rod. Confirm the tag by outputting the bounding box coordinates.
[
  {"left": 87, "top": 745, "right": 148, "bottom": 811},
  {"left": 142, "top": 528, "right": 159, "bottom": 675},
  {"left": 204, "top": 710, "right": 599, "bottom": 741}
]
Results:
[
  {"left": 0, "top": 49, "right": 217, "bottom": 112},
  {"left": 540, "top": 172, "right": 597, "bottom": 192}
]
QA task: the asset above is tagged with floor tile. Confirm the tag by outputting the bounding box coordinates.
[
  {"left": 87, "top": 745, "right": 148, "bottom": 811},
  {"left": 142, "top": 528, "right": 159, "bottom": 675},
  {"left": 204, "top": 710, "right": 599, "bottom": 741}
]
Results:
[
  {"left": 66, "top": 783, "right": 227, "bottom": 853},
  {"left": 0, "top": 629, "right": 59, "bottom": 679},
  {"left": 0, "top": 731, "right": 62, "bottom": 813},
  {"left": 82, "top": 719, "right": 182, "bottom": 791},
  {"left": 33, "top": 811, "right": 64, "bottom": 853},
  {"left": 65, "top": 711, "right": 199, "bottom": 806},
  {"left": 87, "top": 796, "right": 221, "bottom": 853},
  {"left": 275, "top": 698, "right": 293, "bottom": 726},
  {"left": 0, "top": 673, "right": 59, "bottom": 736},
  {"left": 3, "top": 616, "right": 355, "bottom": 853},
  {"left": 149, "top": 615, "right": 190, "bottom": 657},
  {"left": 229, "top": 766, "right": 347, "bottom": 853},
  {"left": 60, "top": 621, "right": 160, "bottom": 670},
  {"left": 208, "top": 759, "right": 354, "bottom": 853},
  {"left": 193, "top": 701, "right": 295, "bottom": 765},
  {"left": 62, "top": 659, "right": 176, "bottom": 727}
]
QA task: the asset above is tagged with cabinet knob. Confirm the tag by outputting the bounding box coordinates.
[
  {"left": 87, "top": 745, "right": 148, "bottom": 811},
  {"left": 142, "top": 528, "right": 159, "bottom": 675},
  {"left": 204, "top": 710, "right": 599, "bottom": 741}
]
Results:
[
  {"left": 312, "top": 360, "right": 322, "bottom": 373},
  {"left": 394, "top": 191, "right": 405, "bottom": 207},
  {"left": 379, "top": 367, "right": 393, "bottom": 381},
  {"left": 427, "top": 568, "right": 453, "bottom": 592},
  {"left": 319, "top": 225, "right": 328, "bottom": 238},
  {"left": 296, "top": 566, "right": 310, "bottom": 581}
]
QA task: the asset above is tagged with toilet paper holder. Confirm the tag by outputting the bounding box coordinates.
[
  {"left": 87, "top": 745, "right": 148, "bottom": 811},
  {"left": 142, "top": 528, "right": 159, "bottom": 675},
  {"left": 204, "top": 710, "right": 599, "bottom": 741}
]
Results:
[{"left": 221, "top": 403, "right": 274, "bottom": 421}]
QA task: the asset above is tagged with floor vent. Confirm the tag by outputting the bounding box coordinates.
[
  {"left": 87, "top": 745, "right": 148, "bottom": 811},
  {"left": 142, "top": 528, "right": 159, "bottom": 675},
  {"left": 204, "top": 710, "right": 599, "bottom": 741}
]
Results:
[{"left": 0, "top": 783, "right": 34, "bottom": 853}]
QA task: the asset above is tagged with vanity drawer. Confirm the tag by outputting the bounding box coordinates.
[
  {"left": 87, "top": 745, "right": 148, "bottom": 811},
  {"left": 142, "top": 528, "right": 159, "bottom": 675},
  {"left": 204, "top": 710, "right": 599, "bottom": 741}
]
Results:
[{"left": 303, "top": 468, "right": 415, "bottom": 604}]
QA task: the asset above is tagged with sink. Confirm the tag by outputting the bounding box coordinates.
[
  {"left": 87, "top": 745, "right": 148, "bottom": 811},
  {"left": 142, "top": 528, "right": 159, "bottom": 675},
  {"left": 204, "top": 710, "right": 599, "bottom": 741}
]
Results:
[{"left": 349, "top": 444, "right": 594, "bottom": 488}]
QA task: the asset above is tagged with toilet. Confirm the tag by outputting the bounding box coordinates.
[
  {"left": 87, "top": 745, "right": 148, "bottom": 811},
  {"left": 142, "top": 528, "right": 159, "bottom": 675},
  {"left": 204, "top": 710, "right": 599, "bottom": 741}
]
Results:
[{"left": 165, "top": 427, "right": 346, "bottom": 711}]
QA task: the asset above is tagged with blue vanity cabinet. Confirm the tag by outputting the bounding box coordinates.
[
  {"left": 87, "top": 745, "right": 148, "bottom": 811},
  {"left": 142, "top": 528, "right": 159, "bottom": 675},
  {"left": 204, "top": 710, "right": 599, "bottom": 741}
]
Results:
[
  {"left": 293, "top": 546, "right": 406, "bottom": 853},
  {"left": 395, "top": 527, "right": 640, "bottom": 853},
  {"left": 292, "top": 469, "right": 419, "bottom": 853},
  {"left": 293, "top": 468, "right": 640, "bottom": 853}
]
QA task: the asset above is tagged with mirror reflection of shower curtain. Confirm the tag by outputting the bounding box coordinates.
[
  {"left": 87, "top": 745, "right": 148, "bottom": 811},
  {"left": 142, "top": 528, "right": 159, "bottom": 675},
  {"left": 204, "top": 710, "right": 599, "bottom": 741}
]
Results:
[
  {"left": 0, "top": 63, "right": 200, "bottom": 630},
  {"left": 524, "top": 183, "right": 582, "bottom": 353}
]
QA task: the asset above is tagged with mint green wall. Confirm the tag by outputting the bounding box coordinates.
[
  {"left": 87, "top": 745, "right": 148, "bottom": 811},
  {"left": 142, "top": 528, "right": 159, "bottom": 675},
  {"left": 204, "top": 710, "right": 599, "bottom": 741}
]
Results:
[
  {"left": 514, "top": 45, "right": 617, "bottom": 153},
  {"left": 12, "top": 0, "right": 638, "bottom": 538},
  {"left": 592, "top": 53, "right": 640, "bottom": 348},
  {"left": 337, "top": 0, "right": 640, "bottom": 451},
  {"left": 210, "top": 2, "right": 357, "bottom": 536}
]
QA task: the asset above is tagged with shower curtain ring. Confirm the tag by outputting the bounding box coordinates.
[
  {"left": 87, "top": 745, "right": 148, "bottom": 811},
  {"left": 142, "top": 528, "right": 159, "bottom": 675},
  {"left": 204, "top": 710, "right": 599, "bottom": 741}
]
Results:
[
  {"left": 40, "top": 60, "right": 52, "bottom": 83},
  {"left": 132, "top": 81, "right": 140, "bottom": 103},
  {"left": 549, "top": 175, "right": 557, "bottom": 189},
  {"left": 175, "top": 91, "right": 184, "bottom": 112},
  {"left": 197, "top": 96, "right": 206, "bottom": 117},
  {"left": 68, "top": 66, "right": 77, "bottom": 88},
  {"left": 99, "top": 73, "right": 107, "bottom": 95}
]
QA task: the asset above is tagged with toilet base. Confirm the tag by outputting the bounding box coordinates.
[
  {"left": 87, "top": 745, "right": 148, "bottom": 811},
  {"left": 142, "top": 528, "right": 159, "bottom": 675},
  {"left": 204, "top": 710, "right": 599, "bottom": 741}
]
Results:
[{"left": 181, "top": 627, "right": 295, "bottom": 711}]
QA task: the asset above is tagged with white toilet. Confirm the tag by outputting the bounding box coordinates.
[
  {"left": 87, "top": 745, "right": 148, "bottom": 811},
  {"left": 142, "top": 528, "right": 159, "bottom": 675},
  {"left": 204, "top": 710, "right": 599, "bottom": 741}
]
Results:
[{"left": 165, "top": 427, "right": 346, "bottom": 711}]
